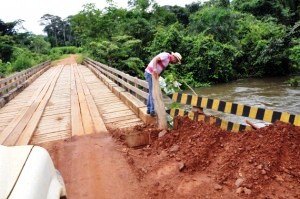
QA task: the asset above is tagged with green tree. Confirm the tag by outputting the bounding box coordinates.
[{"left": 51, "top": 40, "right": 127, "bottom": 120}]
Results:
[
  {"left": 0, "top": 35, "right": 14, "bottom": 62},
  {"left": 0, "top": 19, "right": 20, "bottom": 36},
  {"left": 232, "top": 0, "right": 298, "bottom": 25},
  {"left": 147, "top": 23, "right": 186, "bottom": 56},
  {"left": 189, "top": 7, "right": 242, "bottom": 43},
  {"left": 40, "top": 14, "right": 74, "bottom": 46},
  {"left": 235, "top": 15, "right": 288, "bottom": 76},
  {"left": 289, "top": 39, "right": 300, "bottom": 70},
  {"left": 185, "top": 34, "right": 240, "bottom": 83},
  {"left": 29, "top": 35, "right": 51, "bottom": 54}
]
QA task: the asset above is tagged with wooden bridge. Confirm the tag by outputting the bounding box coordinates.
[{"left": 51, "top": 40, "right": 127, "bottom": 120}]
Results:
[
  {"left": 0, "top": 57, "right": 154, "bottom": 146},
  {"left": 1, "top": 56, "right": 299, "bottom": 146}
]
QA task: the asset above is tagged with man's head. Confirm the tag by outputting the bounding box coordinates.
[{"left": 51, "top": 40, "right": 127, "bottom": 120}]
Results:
[{"left": 170, "top": 52, "right": 182, "bottom": 64}]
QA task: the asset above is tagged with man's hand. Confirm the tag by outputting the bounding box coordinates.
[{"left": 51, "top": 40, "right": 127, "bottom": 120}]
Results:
[{"left": 153, "top": 71, "right": 159, "bottom": 79}]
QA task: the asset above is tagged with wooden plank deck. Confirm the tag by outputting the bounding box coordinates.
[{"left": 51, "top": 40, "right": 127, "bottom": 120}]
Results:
[{"left": 0, "top": 64, "right": 144, "bottom": 145}]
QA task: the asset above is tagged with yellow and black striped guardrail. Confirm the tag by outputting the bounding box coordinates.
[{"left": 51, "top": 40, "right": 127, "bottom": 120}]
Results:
[
  {"left": 166, "top": 108, "right": 253, "bottom": 132},
  {"left": 168, "top": 93, "right": 300, "bottom": 127}
]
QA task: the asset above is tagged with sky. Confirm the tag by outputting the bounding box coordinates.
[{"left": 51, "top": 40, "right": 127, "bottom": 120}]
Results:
[{"left": 0, "top": 0, "right": 202, "bottom": 35}]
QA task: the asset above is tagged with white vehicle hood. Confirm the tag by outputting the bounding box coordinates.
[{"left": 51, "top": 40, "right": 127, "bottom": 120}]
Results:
[{"left": 0, "top": 145, "right": 66, "bottom": 199}]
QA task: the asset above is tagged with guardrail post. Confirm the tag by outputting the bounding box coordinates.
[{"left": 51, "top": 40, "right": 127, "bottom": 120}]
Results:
[{"left": 191, "top": 106, "right": 204, "bottom": 121}]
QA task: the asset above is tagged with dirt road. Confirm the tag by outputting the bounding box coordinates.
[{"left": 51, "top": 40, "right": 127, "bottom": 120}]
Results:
[{"left": 40, "top": 133, "right": 144, "bottom": 199}]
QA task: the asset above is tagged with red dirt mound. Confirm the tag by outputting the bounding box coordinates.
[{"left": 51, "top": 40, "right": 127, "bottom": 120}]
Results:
[{"left": 116, "top": 116, "right": 300, "bottom": 198}]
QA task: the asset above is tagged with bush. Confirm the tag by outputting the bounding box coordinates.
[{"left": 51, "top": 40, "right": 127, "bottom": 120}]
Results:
[
  {"left": 10, "top": 48, "right": 34, "bottom": 72},
  {"left": 185, "top": 34, "right": 240, "bottom": 83},
  {"left": 49, "top": 46, "right": 82, "bottom": 59},
  {"left": 13, "top": 54, "right": 34, "bottom": 71},
  {"left": 76, "top": 54, "right": 84, "bottom": 64},
  {"left": 123, "top": 57, "right": 144, "bottom": 77}
]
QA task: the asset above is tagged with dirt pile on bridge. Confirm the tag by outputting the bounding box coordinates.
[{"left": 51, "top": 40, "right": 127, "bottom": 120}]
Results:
[{"left": 115, "top": 116, "right": 300, "bottom": 198}]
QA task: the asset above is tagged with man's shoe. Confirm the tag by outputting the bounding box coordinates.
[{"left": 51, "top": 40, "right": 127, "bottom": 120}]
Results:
[
  {"left": 150, "top": 112, "right": 156, "bottom": 117},
  {"left": 147, "top": 110, "right": 150, "bottom": 114}
]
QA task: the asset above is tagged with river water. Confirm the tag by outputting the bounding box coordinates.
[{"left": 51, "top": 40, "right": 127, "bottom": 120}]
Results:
[{"left": 186, "top": 77, "right": 300, "bottom": 126}]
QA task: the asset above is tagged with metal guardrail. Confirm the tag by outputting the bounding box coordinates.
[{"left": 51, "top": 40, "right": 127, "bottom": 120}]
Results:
[
  {"left": 167, "top": 108, "right": 253, "bottom": 132},
  {"left": 0, "top": 61, "right": 51, "bottom": 97},
  {"left": 169, "top": 92, "right": 300, "bottom": 128}
]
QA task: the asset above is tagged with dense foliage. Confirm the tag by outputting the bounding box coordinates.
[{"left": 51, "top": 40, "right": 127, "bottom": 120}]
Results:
[
  {"left": 1, "top": 0, "right": 299, "bottom": 86},
  {"left": 0, "top": 19, "right": 82, "bottom": 77},
  {"left": 68, "top": 0, "right": 299, "bottom": 85},
  {"left": 0, "top": 20, "right": 50, "bottom": 76}
]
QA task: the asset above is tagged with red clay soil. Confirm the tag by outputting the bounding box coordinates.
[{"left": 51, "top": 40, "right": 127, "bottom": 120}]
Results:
[{"left": 112, "top": 116, "right": 300, "bottom": 199}]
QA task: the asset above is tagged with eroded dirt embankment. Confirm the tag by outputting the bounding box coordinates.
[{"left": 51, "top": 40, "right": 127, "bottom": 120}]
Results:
[{"left": 112, "top": 116, "right": 300, "bottom": 199}]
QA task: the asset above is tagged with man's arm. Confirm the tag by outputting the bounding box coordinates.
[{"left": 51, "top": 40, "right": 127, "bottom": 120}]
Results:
[{"left": 153, "top": 56, "right": 161, "bottom": 79}]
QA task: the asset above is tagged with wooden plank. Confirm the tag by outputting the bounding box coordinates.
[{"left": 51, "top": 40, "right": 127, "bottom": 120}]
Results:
[
  {"left": 43, "top": 109, "right": 70, "bottom": 117},
  {"left": 92, "top": 92, "right": 116, "bottom": 96},
  {"left": 31, "top": 131, "right": 70, "bottom": 144},
  {"left": 35, "top": 125, "right": 70, "bottom": 135},
  {"left": 77, "top": 66, "right": 107, "bottom": 134},
  {"left": 95, "top": 99, "right": 121, "bottom": 106},
  {"left": 38, "top": 115, "right": 70, "bottom": 124},
  {"left": 46, "top": 102, "right": 71, "bottom": 107},
  {"left": 103, "top": 110, "right": 136, "bottom": 120},
  {"left": 0, "top": 68, "right": 58, "bottom": 145},
  {"left": 37, "top": 124, "right": 70, "bottom": 132},
  {"left": 0, "top": 114, "right": 15, "bottom": 120},
  {"left": 99, "top": 104, "right": 128, "bottom": 111},
  {"left": 40, "top": 112, "right": 70, "bottom": 118},
  {"left": 0, "top": 67, "right": 61, "bottom": 145},
  {"left": 0, "top": 107, "right": 27, "bottom": 142},
  {"left": 112, "top": 118, "right": 142, "bottom": 126},
  {"left": 101, "top": 106, "right": 129, "bottom": 114},
  {"left": 34, "top": 130, "right": 70, "bottom": 138},
  {"left": 105, "top": 114, "right": 138, "bottom": 124},
  {"left": 94, "top": 98, "right": 119, "bottom": 103},
  {"left": 73, "top": 65, "right": 95, "bottom": 134},
  {"left": 16, "top": 66, "right": 64, "bottom": 145},
  {"left": 70, "top": 64, "right": 84, "bottom": 136},
  {"left": 110, "top": 121, "right": 143, "bottom": 129}
]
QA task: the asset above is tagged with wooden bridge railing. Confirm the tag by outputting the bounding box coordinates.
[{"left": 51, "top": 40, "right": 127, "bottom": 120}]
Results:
[
  {"left": 168, "top": 92, "right": 300, "bottom": 132},
  {"left": 83, "top": 58, "right": 148, "bottom": 104},
  {"left": 0, "top": 61, "right": 51, "bottom": 108},
  {"left": 83, "top": 58, "right": 157, "bottom": 124}
]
